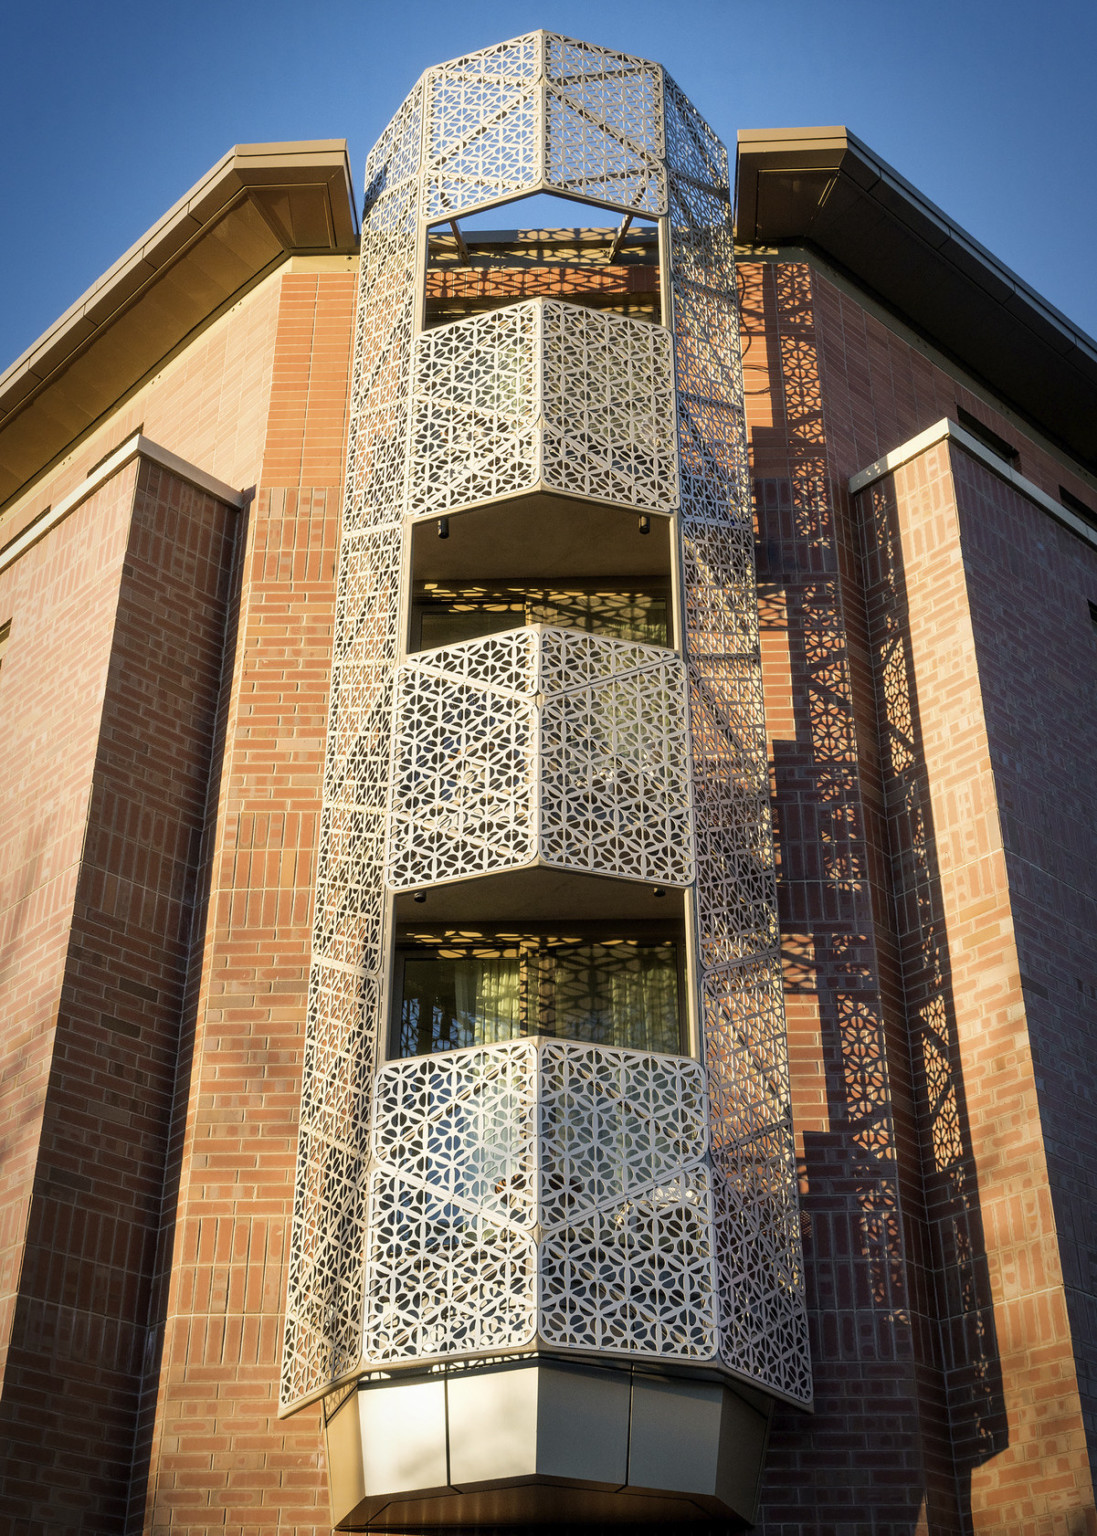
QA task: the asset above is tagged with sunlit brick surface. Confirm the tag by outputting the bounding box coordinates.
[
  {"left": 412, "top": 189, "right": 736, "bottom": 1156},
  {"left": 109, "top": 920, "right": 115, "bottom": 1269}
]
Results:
[
  {"left": 0, "top": 460, "right": 239, "bottom": 1529},
  {"left": 0, "top": 265, "right": 355, "bottom": 1533}
]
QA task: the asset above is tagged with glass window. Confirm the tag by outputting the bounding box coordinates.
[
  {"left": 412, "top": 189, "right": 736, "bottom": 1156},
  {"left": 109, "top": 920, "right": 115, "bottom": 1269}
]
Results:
[
  {"left": 418, "top": 603, "right": 523, "bottom": 650},
  {"left": 399, "top": 948, "right": 522, "bottom": 1056},
  {"left": 395, "top": 935, "right": 682, "bottom": 1057},
  {"left": 542, "top": 942, "right": 681, "bottom": 1052},
  {"left": 414, "top": 583, "right": 669, "bottom": 650},
  {"left": 528, "top": 589, "right": 668, "bottom": 645}
]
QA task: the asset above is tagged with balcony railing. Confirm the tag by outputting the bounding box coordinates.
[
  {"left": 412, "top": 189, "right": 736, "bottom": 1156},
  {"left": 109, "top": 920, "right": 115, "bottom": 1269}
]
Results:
[
  {"left": 385, "top": 625, "right": 695, "bottom": 890},
  {"left": 362, "top": 1037, "right": 716, "bottom": 1367},
  {"left": 408, "top": 299, "right": 679, "bottom": 518}
]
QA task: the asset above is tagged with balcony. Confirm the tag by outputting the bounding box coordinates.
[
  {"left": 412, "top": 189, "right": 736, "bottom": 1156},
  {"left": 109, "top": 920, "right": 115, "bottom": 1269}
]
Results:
[
  {"left": 362, "top": 1036, "right": 715, "bottom": 1367},
  {"left": 407, "top": 299, "right": 679, "bottom": 521},
  {"left": 385, "top": 625, "right": 694, "bottom": 892}
]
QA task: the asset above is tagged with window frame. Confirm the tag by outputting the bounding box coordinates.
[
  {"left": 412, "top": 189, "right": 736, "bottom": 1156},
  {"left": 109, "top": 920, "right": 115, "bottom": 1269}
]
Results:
[
  {"left": 389, "top": 922, "right": 688, "bottom": 1062},
  {"left": 409, "top": 577, "right": 673, "bottom": 653}
]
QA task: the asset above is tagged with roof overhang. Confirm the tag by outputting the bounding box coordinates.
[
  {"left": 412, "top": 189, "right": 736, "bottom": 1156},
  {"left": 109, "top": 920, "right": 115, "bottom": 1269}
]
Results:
[
  {"left": 735, "top": 127, "right": 1097, "bottom": 473},
  {"left": 0, "top": 141, "right": 359, "bottom": 506}
]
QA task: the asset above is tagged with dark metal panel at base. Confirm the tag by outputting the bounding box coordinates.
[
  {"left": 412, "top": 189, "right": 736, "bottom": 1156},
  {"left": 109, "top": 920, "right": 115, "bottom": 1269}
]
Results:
[{"left": 335, "top": 1484, "right": 745, "bottom": 1529}]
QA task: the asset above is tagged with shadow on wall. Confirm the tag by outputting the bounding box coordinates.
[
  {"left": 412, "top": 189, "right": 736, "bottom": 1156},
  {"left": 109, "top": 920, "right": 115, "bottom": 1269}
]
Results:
[
  {"left": 861, "top": 469, "right": 1009, "bottom": 1498},
  {"left": 743, "top": 260, "right": 1006, "bottom": 1532},
  {"left": 126, "top": 489, "right": 249, "bottom": 1534},
  {"left": 0, "top": 841, "right": 45, "bottom": 1189}
]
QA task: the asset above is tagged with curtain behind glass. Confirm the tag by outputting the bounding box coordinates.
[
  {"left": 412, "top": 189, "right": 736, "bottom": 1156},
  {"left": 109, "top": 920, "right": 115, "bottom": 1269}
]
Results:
[
  {"left": 399, "top": 941, "right": 680, "bottom": 1057},
  {"left": 400, "top": 955, "right": 521, "bottom": 1054},
  {"left": 547, "top": 942, "right": 680, "bottom": 1052}
]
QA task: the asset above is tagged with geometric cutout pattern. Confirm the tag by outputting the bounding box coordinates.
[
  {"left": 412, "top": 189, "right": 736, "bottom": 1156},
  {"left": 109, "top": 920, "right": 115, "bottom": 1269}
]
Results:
[
  {"left": 385, "top": 626, "right": 695, "bottom": 890},
  {"left": 386, "top": 647, "right": 540, "bottom": 888},
  {"left": 544, "top": 35, "right": 665, "bottom": 216},
  {"left": 279, "top": 965, "right": 379, "bottom": 1408},
  {"left": 409, "top": 299, "right": 678, "bottom": 519},
  {"left": 362, "top": 1040, "right": 714, "bottom": 1366},
  {"left": 422, "top": 31, "right": 665, "bottom": 222},
  {"left": 282, "top": 33, "right": 811, "bottom": 1416},
  {"left": 538, "top": 1169, "right": 717, "bottom": 1358},
  {"left": 410, "top": 303, "right": 540, "bottom": 515},
  {"left": 422, "top": 35, "right": 542, "bottom": 222},
  {"left": 538, "top": 1040, "right": 709, "bottom": 1224},
  {"left": 541, "top": 302, "right": 678, "bottom": 510},
  {"left": 281, "top": 107, "right": 415, "bottom": 1409},
  {"left": 365, "top": 1042, "right": 539, "bottom": 1361},
  {"left": 539, "top": 1041, "right": 717, "bottom": 1360},
  {"left": 666, "top": 74, "right": 812, "bottom": 1405}
]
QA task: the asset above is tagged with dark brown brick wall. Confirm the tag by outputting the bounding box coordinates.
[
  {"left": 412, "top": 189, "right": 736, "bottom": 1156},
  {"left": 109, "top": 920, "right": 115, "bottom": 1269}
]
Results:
[
  {"left": 745, "top": 255, "right": 1097, "bottom": 1533},
  {"left": 949, "top": 445, "right": 1097, "bottom": 1489}
]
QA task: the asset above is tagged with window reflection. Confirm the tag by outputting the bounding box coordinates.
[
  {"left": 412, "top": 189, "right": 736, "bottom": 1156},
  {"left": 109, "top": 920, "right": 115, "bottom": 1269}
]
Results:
[
  {"left": 397, "top": 935, "right": 682, "bottom": 1057},
  {"left": 414, "top": 582, "right": 670, "bottom": 649}
]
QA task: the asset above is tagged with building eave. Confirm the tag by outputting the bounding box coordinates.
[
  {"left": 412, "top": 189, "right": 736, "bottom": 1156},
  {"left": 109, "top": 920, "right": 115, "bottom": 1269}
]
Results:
[
  {"left": 0, "top": 140, "right": 360, "bottom": 506},
  {"left": 734, "top": 126, "right": 1097, "bottom": 473}
]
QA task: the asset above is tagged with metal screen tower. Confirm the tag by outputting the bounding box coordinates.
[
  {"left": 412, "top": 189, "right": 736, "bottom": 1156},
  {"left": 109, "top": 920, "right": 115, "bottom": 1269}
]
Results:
[{"left": 280, "top": 33, "right": 811, "bottom": 1527}]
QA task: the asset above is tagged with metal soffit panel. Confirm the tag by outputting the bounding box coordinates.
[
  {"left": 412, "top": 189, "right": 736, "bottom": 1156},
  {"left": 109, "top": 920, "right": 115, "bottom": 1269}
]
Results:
[{"left": 735, "top": 127, "right": 1097, "bottom": 472}]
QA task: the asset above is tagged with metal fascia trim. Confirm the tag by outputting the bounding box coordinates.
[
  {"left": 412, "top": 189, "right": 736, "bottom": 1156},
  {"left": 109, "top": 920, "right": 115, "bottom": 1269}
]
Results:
[
  {"left": 0, "top": 432, "right": 246, "bottom": 573},
  {"left": 849, "top": 417, "right": 1097, "bottom": 550}
]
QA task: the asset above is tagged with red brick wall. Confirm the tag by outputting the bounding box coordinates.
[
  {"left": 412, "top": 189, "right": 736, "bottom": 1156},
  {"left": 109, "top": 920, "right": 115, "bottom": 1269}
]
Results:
[
  {"left": 806, "top": 266, "right": 1096, "bottom": 517},
  {"left": 859, "top": 442, "right": 1027, "bottom": 1530},
  {"left": 743, "top": 259, "right": 959, "bottom": 1532},
  {"left": 948, "top": 445, "right": 1097, "bottom": 1511},
  {"left": 136, "top": 268, "right": 355, "bottom": 1535},
  {"left": 745, "top": 255, "right": 1097, "bottom": 1532},
  {"left": 4, "top": 233, "right": 1095, "bottom": 1534},
  {"left": 0, "top": 458, "right": 238, "bottom": 1532},
  {"left": 0, "top": 260, "right": 353, "bottom": 1535},
  {"left": 0, "top": 464, "right": 140, "bottom": 1401}
]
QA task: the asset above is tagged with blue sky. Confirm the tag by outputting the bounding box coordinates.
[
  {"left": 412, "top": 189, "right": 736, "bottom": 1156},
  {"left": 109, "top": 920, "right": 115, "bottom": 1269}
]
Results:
[{"left": 3, "top": 0, "right": 1094, "bottom": 370}]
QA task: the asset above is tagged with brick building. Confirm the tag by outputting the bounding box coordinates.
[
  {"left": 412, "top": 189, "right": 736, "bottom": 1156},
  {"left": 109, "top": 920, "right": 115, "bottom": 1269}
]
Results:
[{"left": 0, "top": 32, "right": 1095, "bottom": 1536}]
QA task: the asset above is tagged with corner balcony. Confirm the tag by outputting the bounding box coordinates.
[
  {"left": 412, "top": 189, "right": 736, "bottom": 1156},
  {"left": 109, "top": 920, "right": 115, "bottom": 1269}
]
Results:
[
  {"left": 385, "top": 625, "right": 694, "bottom": 894},
  {"left": 408, "top": 298, "right": 679, "bottom": 522},
  {"left": 363, "top": 1036, "right": 715, "bottom": 1367},
  {"left": 323, "top": 1037, "right": 777, "bottom": 1533}
]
